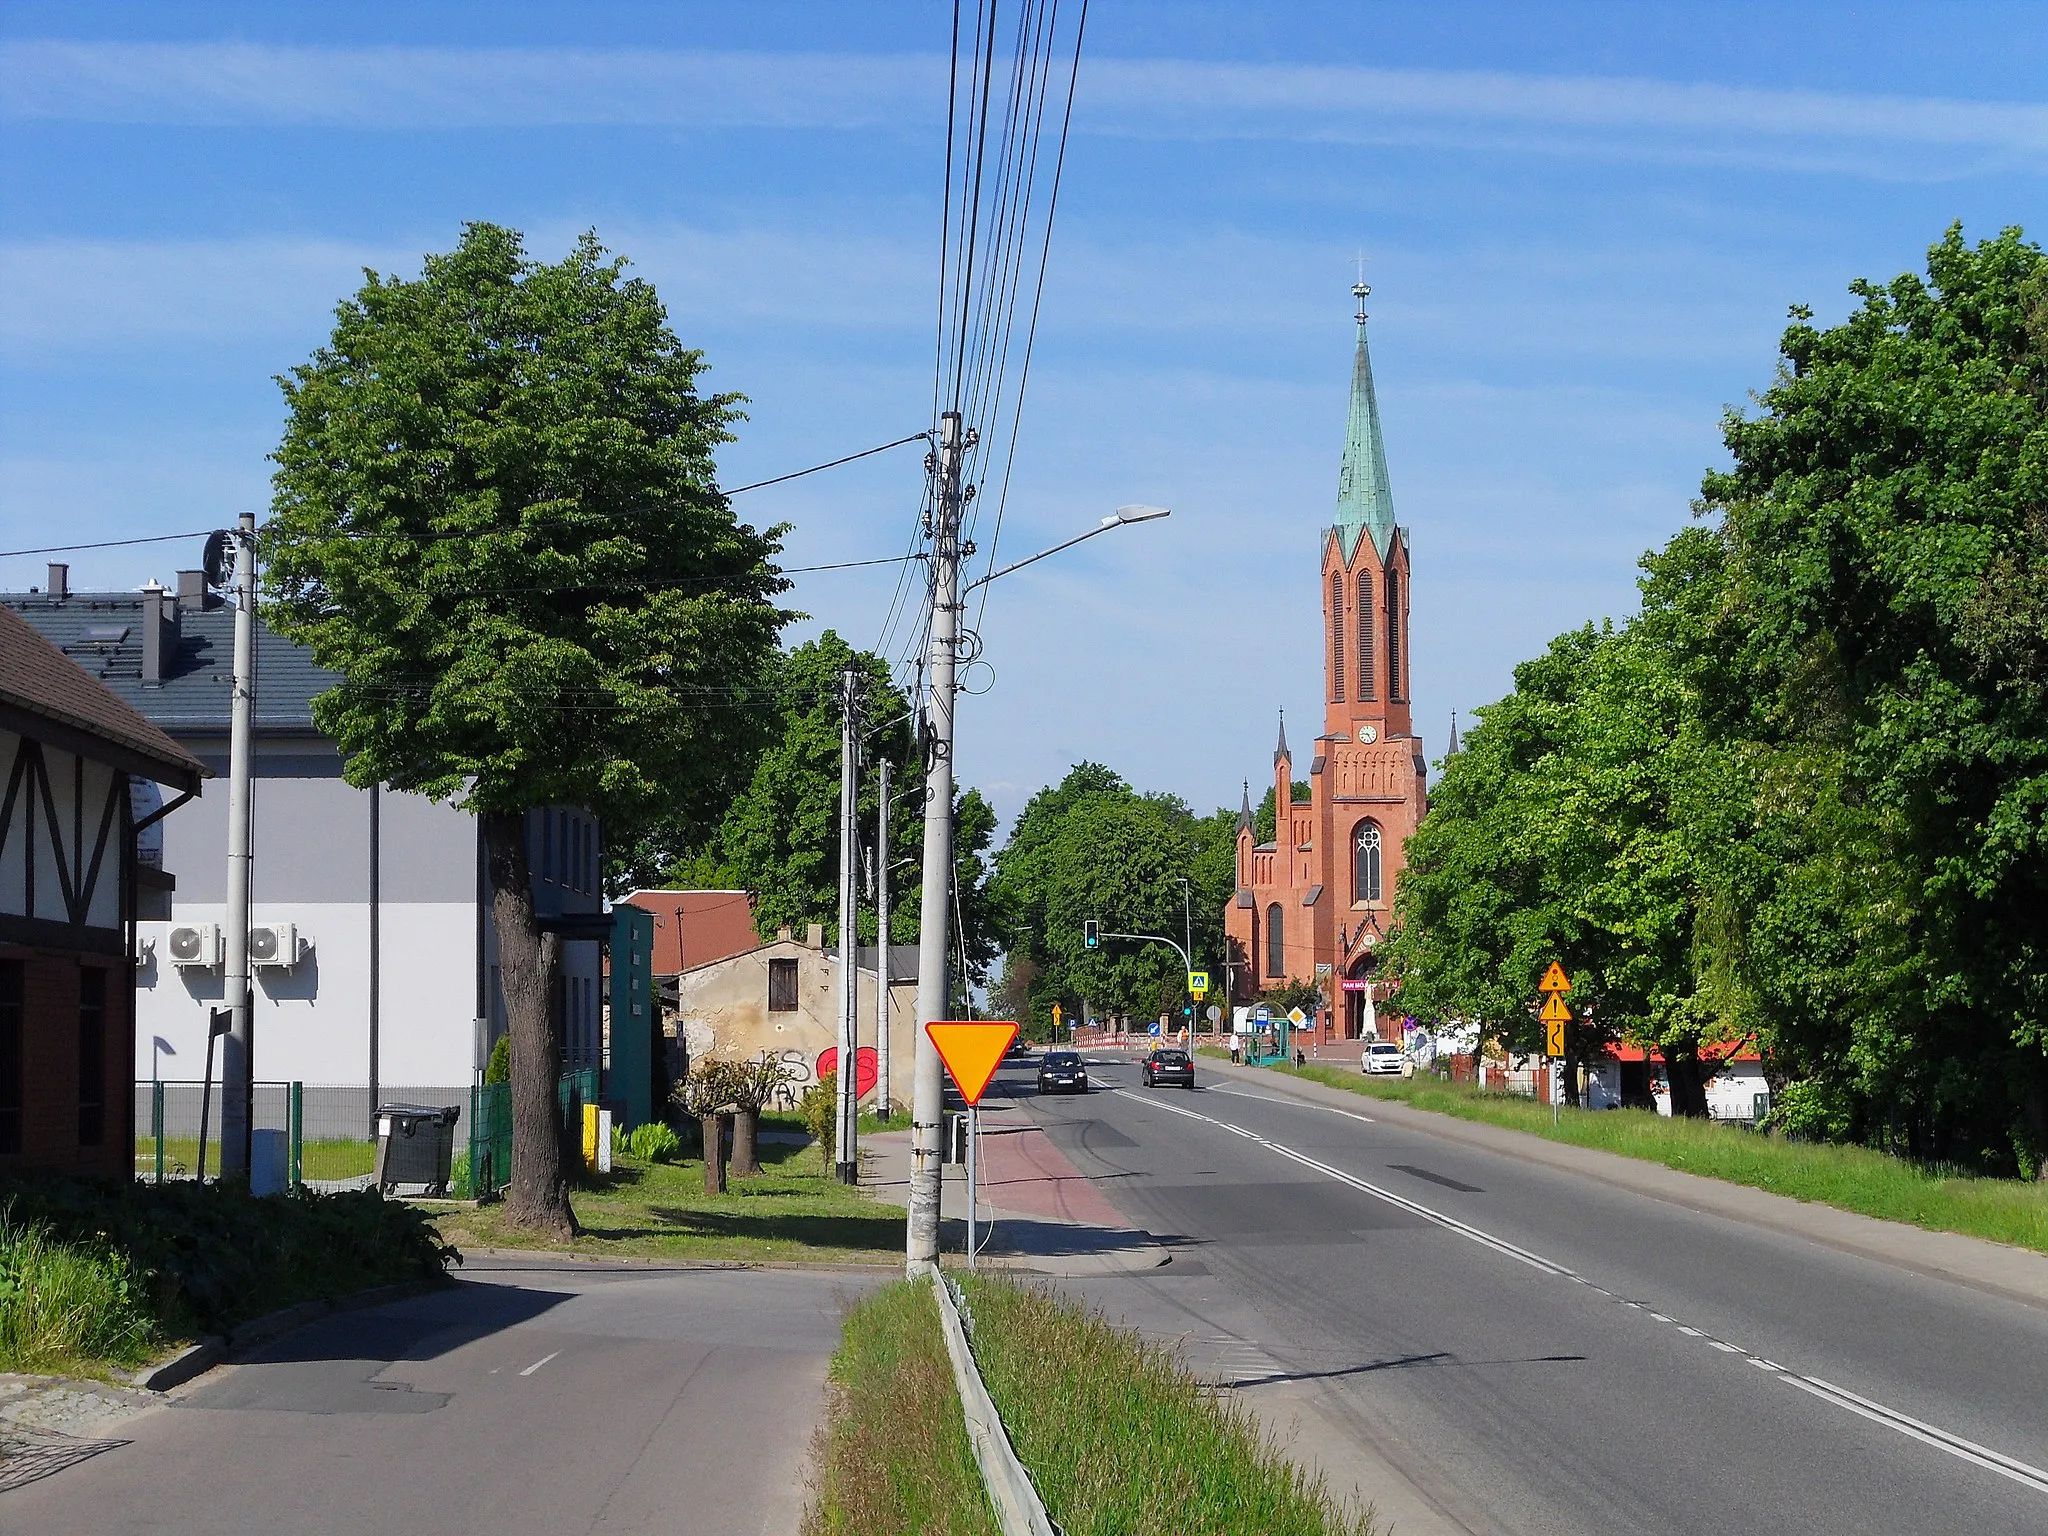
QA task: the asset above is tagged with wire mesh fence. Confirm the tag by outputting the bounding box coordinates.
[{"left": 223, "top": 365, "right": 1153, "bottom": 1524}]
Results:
[{"left": 134, "top": 1081, "right": 469, "bottom": 1190}]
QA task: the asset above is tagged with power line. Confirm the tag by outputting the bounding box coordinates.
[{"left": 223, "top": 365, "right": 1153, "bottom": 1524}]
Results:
[{"left": 724, "top": 433, "right": 930, "bottom": 495}]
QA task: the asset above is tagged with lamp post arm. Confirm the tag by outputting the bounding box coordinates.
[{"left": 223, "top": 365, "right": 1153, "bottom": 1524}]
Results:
[
  {"left": 1098, "top": 931, "right": 1191, "bottom": 974},
  {"left": 963, "top": 506, "right": 1170, "bottom": 594}
]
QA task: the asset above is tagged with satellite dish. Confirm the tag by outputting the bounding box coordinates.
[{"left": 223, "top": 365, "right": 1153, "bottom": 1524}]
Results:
[{"left": 202, "top": 529, "right": 233, "bottom": 590}]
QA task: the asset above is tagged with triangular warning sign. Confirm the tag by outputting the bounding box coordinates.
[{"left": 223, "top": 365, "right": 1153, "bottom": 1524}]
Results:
[
  {"left": 1539, "top": 962, "right": 1572, "bottom": 994},
  {"left": 1540, "top": 993, "right": 1573, "bottom": 1023},
  {"left": 925, "top": 1020, "right": 1019, "bottom": 1107}
]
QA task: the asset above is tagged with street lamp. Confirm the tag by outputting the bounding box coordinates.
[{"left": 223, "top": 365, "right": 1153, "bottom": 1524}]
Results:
[{"left": 963, "top": 505, "right": 1171, "bottom": 593}]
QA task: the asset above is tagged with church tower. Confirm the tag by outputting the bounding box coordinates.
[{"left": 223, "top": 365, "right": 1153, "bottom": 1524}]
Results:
[{"left": 1225, "top": 283, "right": 1428, "bottom": 1050}]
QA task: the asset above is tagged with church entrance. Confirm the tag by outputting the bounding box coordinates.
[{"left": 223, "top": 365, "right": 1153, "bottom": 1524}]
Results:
[{"left": 1343, "top": 953, "right": 1379, "bottom": 1039}]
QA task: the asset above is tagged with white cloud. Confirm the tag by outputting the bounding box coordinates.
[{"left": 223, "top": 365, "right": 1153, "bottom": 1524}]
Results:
[{"left": 2, "top": 41, "right": 2043, "bottom": 177}]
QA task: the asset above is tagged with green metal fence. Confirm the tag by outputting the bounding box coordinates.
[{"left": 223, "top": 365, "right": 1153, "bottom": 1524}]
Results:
[{"left": 467, "top": 1066, "right": 600, "bottom": 1201}]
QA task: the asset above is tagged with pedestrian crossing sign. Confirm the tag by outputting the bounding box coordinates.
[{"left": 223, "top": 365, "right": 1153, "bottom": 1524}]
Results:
[{"left": 1187, "top": 971, "right": 1209, "bottom": 997}]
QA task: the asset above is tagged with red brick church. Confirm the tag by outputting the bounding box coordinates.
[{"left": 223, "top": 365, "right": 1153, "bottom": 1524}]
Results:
[{"left": 1226, "top": 282, "right": 1428, "bottom": 1048}]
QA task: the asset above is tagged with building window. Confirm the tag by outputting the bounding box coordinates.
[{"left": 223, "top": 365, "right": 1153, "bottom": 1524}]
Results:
[
  {"left": 1330, "top": 572, "right": 1346, "bottom": 703},
  {"left": 78, "top": 965, "right": 106, "bottom": 1147},
  {"left": 1356, "top": 573, "right": 1376, "bottom": 700},
  {"left": 1353, "top": 820, "right": 1383, "bottom": 905},
  {"left": 1265, "top": 903, "right": 1285, "bottom": 978},
  {"left": 768, "top": 957, "right": 800, "bottom": 1012},
  {"left": 1386, "top": 570, "right": 1402, "bottom": 701},
  {"left": 0, "top": 960, "right": 21, "bottom": 1155}
]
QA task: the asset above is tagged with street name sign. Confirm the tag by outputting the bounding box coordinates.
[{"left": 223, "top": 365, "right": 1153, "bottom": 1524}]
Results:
[{"left": 925, "top": 1020, "right": 1019, "bottom": 1107}]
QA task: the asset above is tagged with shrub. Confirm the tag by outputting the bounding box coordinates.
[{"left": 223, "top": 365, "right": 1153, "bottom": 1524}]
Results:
[
  {"left": 484, "top": 1036, "right": 511, "bottom": 1085},
  {"left": 801, "top": 1071, "right": 838, "bottom": 1165},
  {"left": 0, "top": 1175, "right": 461, "bottom": 1345},
  {"left": 625, "top": 1122, "right": 683, "bottom": 1163}
]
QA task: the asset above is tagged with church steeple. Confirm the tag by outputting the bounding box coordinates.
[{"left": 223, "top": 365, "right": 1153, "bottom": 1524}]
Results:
[
  {"left": 1333, "top": 279, "right": 1397, "bottom": 563},
  {"left": 1238, "top": 780, "right": 1253, "bottom": 833},
  {"left": 1274, "top": 709, "right": 1290, "bottom": 767}
]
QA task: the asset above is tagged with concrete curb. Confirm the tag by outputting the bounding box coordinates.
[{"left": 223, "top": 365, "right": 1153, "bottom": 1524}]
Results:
[
  {"left": 1200, "top": 1057, "right": 2048, "bottom": 1312},
  {"left": 126, "top": 1278, "right": 445, "bottom": 1393},
  {"left": 931, "top": 1271, "right": 1058, "bottom": 1536}
]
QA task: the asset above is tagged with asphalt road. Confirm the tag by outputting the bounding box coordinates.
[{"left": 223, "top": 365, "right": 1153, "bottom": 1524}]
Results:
[
  {"left": 1000, "top": 1054, "right": 2048, "bottom": 1536},
  {"left": 6, "top": 1261, "right": 876, "bottom": 1536}
]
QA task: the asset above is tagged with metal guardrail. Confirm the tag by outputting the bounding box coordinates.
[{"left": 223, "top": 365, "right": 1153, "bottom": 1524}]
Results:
[{"left": 931, "top": 1270, "right": 1059, "bottom": 1536}]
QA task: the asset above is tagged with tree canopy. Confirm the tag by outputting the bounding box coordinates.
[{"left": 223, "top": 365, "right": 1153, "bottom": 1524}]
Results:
[
  {"left": 1387, "top": 225, "right": 2048, "bottom": 1164},
  {"left": 264, "top": 223, "right": 790, "bottom": 1232}
]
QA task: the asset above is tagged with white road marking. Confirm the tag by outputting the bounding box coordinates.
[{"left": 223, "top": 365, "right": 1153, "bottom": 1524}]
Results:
[
  {"left": 1203, "top": 1084, "right": 1376, "bottom": 1122},
  {"left": 1107, "top": 1087, "right": 2048, "bottom": 1499},
  {"left": 518, "top": 1351, "right": 560, "bottom": 1377}
]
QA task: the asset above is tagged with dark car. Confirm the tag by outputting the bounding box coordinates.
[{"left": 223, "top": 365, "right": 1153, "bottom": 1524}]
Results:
[
  {"left": 1037, "top": 1050, "right": 1088, "bottom": 1095},
  {"left": 1141, "top": 1048, "right": 1195, "bottom": 1089}
]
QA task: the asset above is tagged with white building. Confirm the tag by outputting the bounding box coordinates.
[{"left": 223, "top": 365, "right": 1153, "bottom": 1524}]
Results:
[{"left": 6, "top": 567, "right": 603, "bottom": 1116}]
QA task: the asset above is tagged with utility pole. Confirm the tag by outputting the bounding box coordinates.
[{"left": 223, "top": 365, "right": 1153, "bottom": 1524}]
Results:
[
  {"left": 874, "top": 755, "right": 891, "bottom": 1118},
  {"left": 219, "top": 511, "right": 257, "bottom": 1178},
  {"left": 834, "top": 665, "right": 861, "bottom": 1184},
  {"left": 908, "top": 409, "right": 969, "bottom": 1273}
]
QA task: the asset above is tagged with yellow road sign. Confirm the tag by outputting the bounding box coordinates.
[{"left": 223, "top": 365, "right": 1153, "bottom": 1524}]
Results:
[
  {"left": 1539, "top": 962, "right": 1572, "bottom": 994},
  {"left": 1545, "top": 1017, "right": 1567, "bottom": 1057},
  {"left": 1052, "top": 1003, "right": 1063, "bottom": 1028},
  {"left": 1539, "top": 993, "right": 1573, "bottom": 1024},
  {"left": 1187, "top": 970, "right": 1209, "bottom": 996},
  {"left": 926, "top": 1020, "right": 1020, "bottom": 1107}
]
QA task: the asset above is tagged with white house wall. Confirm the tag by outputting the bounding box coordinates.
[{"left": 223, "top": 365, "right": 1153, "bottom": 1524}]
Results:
[{"left": 0, "top": 727, "right": 127, "bottom": 932}]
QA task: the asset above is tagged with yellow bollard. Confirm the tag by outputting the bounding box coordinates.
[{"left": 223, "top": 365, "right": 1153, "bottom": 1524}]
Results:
[{"left": 582, "top": 1102, "right": 600, "bottom": 1170}]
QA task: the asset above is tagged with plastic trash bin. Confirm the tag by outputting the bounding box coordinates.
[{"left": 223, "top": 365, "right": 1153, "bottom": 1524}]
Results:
[{"left": 374, "top": 1103, "right": 460, "bottom": 1195}]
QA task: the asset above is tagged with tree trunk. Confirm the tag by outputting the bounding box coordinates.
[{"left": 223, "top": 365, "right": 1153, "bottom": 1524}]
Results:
[
  {"left": 730, "top": 1106, "right": 762, "bottom": 1177},
  {"left": 482, "top": 810, "right": 578, "bottom": 1239},
  {"left": 700, "top": 1113, "right": 729, "bottom": 1194},
  {"left": 1666, "top": 1049, "right": 1710, "bottom": 1119},
  {"left": 2024, "top": 1071, "right": 2048, "bottom": 1182}
]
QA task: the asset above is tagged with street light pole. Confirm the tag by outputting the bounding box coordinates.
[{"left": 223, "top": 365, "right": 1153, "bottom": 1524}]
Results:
[{"left": 219, "top": 511, "right": 257, "bottom": 1178}]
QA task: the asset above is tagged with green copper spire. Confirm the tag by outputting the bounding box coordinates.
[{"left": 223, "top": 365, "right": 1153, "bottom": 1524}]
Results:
[{"left": 1333, "top": 281, "right": 1396, "bottom": 563}]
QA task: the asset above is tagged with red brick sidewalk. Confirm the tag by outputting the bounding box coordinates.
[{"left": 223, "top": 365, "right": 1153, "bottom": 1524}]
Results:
[{"left": 972, "top": 1122, "right": 1131, "bottom": 1228}]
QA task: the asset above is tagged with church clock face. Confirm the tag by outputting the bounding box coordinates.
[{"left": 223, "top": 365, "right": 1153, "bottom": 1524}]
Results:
[{"left": 1358, "top": 725, "right": 1377, "bottom": 743}]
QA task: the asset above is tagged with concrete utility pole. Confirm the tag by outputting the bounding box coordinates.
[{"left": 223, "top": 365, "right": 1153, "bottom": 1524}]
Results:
[
  {"left": 834, "top": 665, "right": 861, "bottom": 1183},
  {"left": 874, "top": 755, "right": 891, "bottom": 1118},
  {"left": 219, "top": 511, "right": 257, "bottom": 1178},
  {"left": 907, "top": 409, "right": 969, "bottom": 1273}
]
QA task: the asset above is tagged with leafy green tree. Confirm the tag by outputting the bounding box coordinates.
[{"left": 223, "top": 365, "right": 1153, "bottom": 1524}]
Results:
[
  {"left": 993, "top": 764, "right": 1236, "bottom": 1032},
  {"left": 266, "top": 224, "right": 786, "bottom": 1235},
  {"left": 1253, "top": 781, "right": 1312, "bottom": 845}
]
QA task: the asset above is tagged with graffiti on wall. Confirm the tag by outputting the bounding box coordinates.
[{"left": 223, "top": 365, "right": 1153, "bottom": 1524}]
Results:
[{"left": 743, "top": 1046, "right": 880, "bottom": 1111}]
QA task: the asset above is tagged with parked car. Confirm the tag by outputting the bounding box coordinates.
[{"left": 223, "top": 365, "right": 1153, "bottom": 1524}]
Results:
[
  {"left": 1363, "top": 1040, "right": 1413, "bottom": 1077},
  {"left": 1037, "top": 1050, "right": 1088, "bottom": 1094},
  {"left": 1141, "top": 1048, "right": 1195, "bottom": 1089}
]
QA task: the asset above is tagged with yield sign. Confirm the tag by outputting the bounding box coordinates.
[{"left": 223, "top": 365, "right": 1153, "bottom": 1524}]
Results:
[
  {"left": 1539, "top": 993, "right": 1573, "bottom": 1024},
  {"left": 926, "top": 1020, "right": 1019, "bottom": 1107},
  {"left": 1539, "top": 961, "right": 1573, "bottom": 994}
]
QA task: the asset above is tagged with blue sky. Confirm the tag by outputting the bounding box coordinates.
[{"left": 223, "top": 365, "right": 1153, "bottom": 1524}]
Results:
[{"left": 3, "top": 2, "right": 2044, "bottom": 827}]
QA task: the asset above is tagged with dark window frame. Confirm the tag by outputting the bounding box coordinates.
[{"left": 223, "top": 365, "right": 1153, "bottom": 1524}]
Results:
[
  {"left": 78, "top": 964, "right": 106, "bottom": 1147},
  {"left": 1265, "top": 903, "right": 1286, "bottom": 978},
  {"left": 1353, "top": 819, "right": 1383, "bottom": 906},
  {"left": 0, "top": 959, "right": 21, "bottom": 1155},
  {"left": 1356, "top": 572, "right": 1376, "bottom": 700},
  {"left": 767, "top": 957, "right": 800, "bottom": 1013},
  {"left": 1330, "top": 571, "right": 1346, "bottom": 703}
]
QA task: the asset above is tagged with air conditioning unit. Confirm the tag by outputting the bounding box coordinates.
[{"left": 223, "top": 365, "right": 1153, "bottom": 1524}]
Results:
[
  {"left": 167, "top": 923, "right": 221, "bottom": 968},
  {"left": 248, "top": 923, "right": 300, "bottom": 967}
]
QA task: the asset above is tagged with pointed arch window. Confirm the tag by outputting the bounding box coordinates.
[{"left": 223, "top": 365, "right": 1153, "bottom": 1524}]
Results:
[
  {"left": 1353, "top": 820, "right": 1383, "bottom": 905},
  {"left": 1385, "top": 570, "right": 1402, "bottom": 702},
  {"left": 1265, "top": 903, "right": 1285, "bottom": 978},
  {"left": 1356, "top": 573, "right": 1376, "bottom": 701},
  {"left": 1330, "top": 572, "right": 1345, "bottom": 703}
]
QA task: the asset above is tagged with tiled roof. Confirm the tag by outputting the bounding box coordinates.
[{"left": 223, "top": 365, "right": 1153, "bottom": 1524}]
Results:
[
  {"left": 1, "top": 590, "right": 341, "bottom": 738},
  {"left": 0, "top": 604, "right": 206, "bottom": 789}
]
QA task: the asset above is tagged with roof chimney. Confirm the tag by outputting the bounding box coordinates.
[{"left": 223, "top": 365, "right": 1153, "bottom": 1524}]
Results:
[
  {"left": 806, "top": 922, "right": 825, "bottom": 950},
  {"left": 45, "top": 563, "right": 68, "bottom": 600},
  {"left": 141, "top": 580, "right": 179, "bottom": 685},
  {"left": 176, "top": 570, "right": 210, "bottom": 614}
]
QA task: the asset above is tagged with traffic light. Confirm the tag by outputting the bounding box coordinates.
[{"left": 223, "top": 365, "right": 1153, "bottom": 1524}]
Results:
[
  {"left": 1182, "top": 1006, "right": 1193, "bottom": 1019},
  {"left": 1083, "top": 919, "right": 1100, "bottom": 949}
]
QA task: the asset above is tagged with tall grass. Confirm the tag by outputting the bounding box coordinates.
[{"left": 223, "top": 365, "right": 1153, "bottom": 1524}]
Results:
[
  {"left": 0, "top": 1213, "right": 157, "bottom": 1373},
  {"left": 1270, "top": 1063, "right": 2048, "bottom": 1254},
  {"left": 803, "top": 1281, "right": 997, "bottom": 1536},
  {"left": 960, "top": 1276, "right": 1375, "bottom": 1536}
]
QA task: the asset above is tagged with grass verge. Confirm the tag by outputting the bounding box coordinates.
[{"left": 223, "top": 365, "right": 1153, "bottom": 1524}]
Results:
[
  {"left": 1257, "top": 1062, "right": 2048, "bottom": 1255},
  {"left": 0, "top": 1177, "right": 458, "bottom": 1377},
  {"left": 135, "top": 1136, "right": 376, "bottom": 1183},
  {"left": 960, "top": 1274, "right": 1374, "bottom": 1536},
  {"left": 801, "top": 1280, "right": 997, "bottom": 1536},
  {"left": 436, "top": 1136, "right": 903, "bottom": 1264}
]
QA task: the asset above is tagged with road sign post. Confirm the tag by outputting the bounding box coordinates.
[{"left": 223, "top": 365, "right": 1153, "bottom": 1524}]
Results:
[
  {"left": 925, "top": 1020, "right": 1019, "bottom": 1271},
  {"left": 1538, "top": 964, "right": 1572, "bottom": 1123}
]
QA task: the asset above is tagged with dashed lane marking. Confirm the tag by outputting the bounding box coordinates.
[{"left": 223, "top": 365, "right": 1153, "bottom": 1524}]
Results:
[
  {"left": 1107, "top": 1088, "right": 2048, "bottom": 1499},
  {"left": 518, "top": 1351, "right": 560, "bottom": 1377}
]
